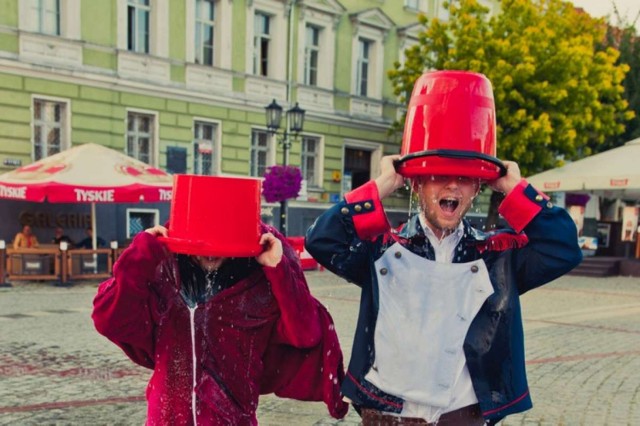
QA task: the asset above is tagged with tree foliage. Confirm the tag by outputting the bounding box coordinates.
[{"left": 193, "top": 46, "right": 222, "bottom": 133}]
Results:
[
  {"left": 599, "top": 17, "right": 640, "bottom": 151},
  {"left": 388, "top": 0, "right": 634, "bottom": 178}
]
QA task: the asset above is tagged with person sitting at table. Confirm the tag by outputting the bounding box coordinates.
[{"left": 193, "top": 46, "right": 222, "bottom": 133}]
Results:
[
  {"left": 52, "top": 226, "right": 74, "bottom": 246},
  {"left": 76, "top": 228, "right": 106, "bottom": 249},
  {"left": 13, "top": 224, "right": 39, "bottom": 249}
]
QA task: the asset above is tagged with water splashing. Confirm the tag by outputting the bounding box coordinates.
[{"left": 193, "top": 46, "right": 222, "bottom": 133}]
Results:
[
  {"left": 189, "top": 305, "right": 198, "bottom": 425},
  {"left": 408, "top": 182, "right": 422, "bottom": 221}
]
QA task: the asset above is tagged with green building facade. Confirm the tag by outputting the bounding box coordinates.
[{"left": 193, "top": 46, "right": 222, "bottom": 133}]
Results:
[{"left": 0, "top": 0, "right": 496, "bottom": 242}]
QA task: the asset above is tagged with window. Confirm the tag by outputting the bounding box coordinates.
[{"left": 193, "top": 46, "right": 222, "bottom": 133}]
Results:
[
  {"left": 404, "top": 0, "right": 420, "bottom": 9},
  {"left": 349, "top": 9, "right": 391, "bottom": 101},
  {"left": 31, "top": 0, "right": 60, "bottom": 35},
  {"left": 301, "top": 136, "right": 320, "bottom": 187},
  {"left": 253, "top": 12, "right": 271, "bottom": 76},
  {"left": 296, "top": 2, "right": 342, "bottom": 92},
  {"left": 437, "top": 0, "right": 451, "bottom": 22},
  {"left": 33, "top": 98, "right": 68, "bottom": 160},
  {"left": 250, "top": 130, "right": 270, "bottom": 177},
  {"left": 304, "top": 25, "right": 320, "bottom": 86},
  {"left": 186, "top": 0, "right": 231, "bottom": 69},
  {"left": 356, "top": 38, "right": 371, "bottom": 97},
  {"left": 127, "top": 112, "right": 155, "bottom": 164},
  {"left": 118, "top": 0, "right": 168, "bottom": 58},
  {"left": 126, "top": 208, "right": 159, "bottom": 238},
  {"left": 19, "top": 0, "right": 81, "bottom": 40},
  {"left": 245, "top": 0, "right": 288, "bottom": 82},
  {"left": 194, "top": 121, "right": 218, "bottom": 175},
  {"left": 127, "top": 0, "right": 150, "bottom": 53},
  {"left": 195, "top": 0, "right": 215, "bottom": 65}
]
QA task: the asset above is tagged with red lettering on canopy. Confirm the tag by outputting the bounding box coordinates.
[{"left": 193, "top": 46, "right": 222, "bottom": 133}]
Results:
[{"left": 610, "top": 179, "right": 628, "bottom": 187}]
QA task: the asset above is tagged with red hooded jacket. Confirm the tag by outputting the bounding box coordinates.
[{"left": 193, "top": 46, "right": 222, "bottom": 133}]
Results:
[{"left": 92, "top": 228, "right": 348, "bottom": 425}]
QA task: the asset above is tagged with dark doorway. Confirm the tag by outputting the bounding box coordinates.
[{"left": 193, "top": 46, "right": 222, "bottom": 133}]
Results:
[{"left": 344, "top": 148, "right": 371, "bottom": 191}]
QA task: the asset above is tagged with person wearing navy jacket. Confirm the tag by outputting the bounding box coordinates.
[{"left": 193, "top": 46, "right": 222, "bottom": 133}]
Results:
[
  {"left": 305, "top": 71, "right": 582, "bottom": 426},
  {"left": 305, "top": 156, "right": 582, "bottom": 425}
]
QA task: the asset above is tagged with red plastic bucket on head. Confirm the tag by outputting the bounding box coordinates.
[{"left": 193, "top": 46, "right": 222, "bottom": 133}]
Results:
[
  {"left": 396, "top": 70, "right": 505, "bottom": 180},
  {"left": 159, "top": 175, "right": 263, "bottom": 257}
]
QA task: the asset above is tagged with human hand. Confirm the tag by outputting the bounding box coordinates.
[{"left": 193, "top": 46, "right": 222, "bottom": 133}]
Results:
[
  {"left": 144, "top": 225, "right": 169, "bottom": 238},
  {"left": 487, "top": 160, "right": 522, "bottom": 195},
  {"left": 256, "top": 232, "right": 283, "bottom": 267},
  {"left": 374, "top": 155, "right": 406, "bottom": 199}
]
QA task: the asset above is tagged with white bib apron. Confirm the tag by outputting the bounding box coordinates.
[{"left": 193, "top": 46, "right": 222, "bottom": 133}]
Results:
[{"left": 364, "top": 242, "right": 494, "bottom": 408}]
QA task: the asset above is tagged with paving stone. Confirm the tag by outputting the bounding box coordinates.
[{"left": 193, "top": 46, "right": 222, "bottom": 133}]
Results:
[{"left": 1, "top": 274, "right": 640, "bottom": 424}]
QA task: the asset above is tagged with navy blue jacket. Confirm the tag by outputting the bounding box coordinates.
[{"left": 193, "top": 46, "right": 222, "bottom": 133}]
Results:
[{"left": 305, "top": 179, "right": 582, "bottom": 424}]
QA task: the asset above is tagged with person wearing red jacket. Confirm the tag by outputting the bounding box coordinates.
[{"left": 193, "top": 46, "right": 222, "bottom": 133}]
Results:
[{"left": 92, "top": 221, "right": 348, "bottom": 425}]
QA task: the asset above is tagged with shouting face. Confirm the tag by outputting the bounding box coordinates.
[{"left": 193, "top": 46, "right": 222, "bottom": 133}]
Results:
[{"left": 413, "top": 175, "right": 480, "bottom": 239}]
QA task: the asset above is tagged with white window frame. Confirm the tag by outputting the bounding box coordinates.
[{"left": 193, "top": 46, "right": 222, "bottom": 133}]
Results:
[
  {"left": 356, "top": 38, "right": 372, "bottom": 97},
  {"left": 246, "top": 0, "right": 287, "bottom": 80},
  {"left": 404, "top": 0, "right": 421, "bottom": 11},
  {"left": 300, "top": 134, "right": 324, "bottom": 189},
  {"left": 126, "top": 208, "right": 159, "bottom": 239},
  {"left": 193, "top": 118, "right": 222, "bottom": 175},
  {"left": 434, "top": 0, "right": 451, "bottom": 22},
  {"left": 125, "top": 109, "right": 159, "bottom": 166},
  {"left": 35, "top": 0, "right": 60, "bottom": 35},
  {"left": 127, "top": 0, "right": 151, "bottom": 53},
  {"left": 31, "top": 95, "right": 71, "bottom": 161},
  {"left": 350, "top": 12, "right": 388, "bottom": 100},
  {"left": 253, "top": 11, "right": 271, "bottom": 76},
  {"left": 185, "top": 0, "right": 232, "bottom": 68},
  {"left": 117, "top": 0, "right": 169, "bottom": 57},
  {"left": 296, "top": 0, "right": 342, "bottom": 90},
  {"left": 250, "top": 128, "right": 275, "bottom": 178},
  {"left": 397, "top": 23, "right": 422, "bottom": 70},
  {"left": 195, "top": 0, "right": 215, "bottom": 65},
  {"left": 18, "top": 0, "right": 81, "bottom": 39},
  {"left": 304, "top": 24, "right": 320, "bottom": 86}
]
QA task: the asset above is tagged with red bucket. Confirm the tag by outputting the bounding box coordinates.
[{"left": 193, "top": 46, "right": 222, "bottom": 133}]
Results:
[
  {"left": 396, "top": 70, "right": 505, "bottom": 180},
  {"left": 159, "top": 175, "right": 263, "bottom": 257}
]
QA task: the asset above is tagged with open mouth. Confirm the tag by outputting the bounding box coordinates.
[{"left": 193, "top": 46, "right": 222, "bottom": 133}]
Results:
[{"left": 439, "top": 198, "right": 460, "bottom": 214}]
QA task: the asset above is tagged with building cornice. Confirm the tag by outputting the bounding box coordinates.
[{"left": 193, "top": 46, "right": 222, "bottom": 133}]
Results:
[{"left": 0, "top": 58, "right": 392, "bottom": 132}]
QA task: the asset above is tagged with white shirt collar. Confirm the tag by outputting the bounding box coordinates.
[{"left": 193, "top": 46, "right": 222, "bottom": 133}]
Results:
[{"left": 418, "top": 214, "right": 464, "bottom": 263}]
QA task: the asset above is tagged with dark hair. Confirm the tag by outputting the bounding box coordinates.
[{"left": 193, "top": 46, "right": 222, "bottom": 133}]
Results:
[{"left": 177, "top": 255, "right": 260, "bottom": 307}]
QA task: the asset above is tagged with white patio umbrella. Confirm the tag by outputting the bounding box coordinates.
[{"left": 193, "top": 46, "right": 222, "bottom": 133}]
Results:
[
  {"left": 0, "top": 143, "right": 173, "bottom": 249},
  {"left": 527, "top": 138, "right": 640, "bottom": 200}
]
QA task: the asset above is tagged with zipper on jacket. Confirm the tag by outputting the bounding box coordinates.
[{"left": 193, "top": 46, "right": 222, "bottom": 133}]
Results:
[{"left": 189, "top": 305, "right": 198, "bottom": 425}]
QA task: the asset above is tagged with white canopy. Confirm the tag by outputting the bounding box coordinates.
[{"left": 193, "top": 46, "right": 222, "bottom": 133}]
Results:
[{"left": 527, "top": 138, "right": 640, "bottom": 199}]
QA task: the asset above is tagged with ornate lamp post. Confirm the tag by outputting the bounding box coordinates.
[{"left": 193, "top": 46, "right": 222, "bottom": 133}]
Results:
[{"left": 264, "top": 99, "right": 305, "bottom": 235}]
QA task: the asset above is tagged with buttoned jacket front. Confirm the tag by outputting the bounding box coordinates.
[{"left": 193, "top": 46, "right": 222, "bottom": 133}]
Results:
[{"left": 305, "top": 179, "right": 582, "bottom": 425}]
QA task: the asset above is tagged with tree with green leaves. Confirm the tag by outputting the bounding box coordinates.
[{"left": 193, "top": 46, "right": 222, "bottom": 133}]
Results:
[
  {"left": 389, "top": 0, "right": 634, "bottom": 227},
  {"left": 598, "top": 8, "right": 640, "bottom": 151}
]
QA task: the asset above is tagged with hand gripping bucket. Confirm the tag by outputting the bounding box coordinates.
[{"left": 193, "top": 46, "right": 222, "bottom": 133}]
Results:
[
  {"left": 395, "top": 70, "right": 506, "bottom": 180},
  {"left": 158, "top": 175, "right": 263, "bottom": 257}
]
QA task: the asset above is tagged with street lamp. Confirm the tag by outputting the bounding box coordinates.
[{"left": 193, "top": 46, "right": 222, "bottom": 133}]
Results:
[{"left": 265, "top": 99, "right": 305, "bottom": 235}]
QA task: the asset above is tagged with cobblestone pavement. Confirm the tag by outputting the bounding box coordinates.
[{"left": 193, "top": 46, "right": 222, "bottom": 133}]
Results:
[{"left": 1, "top": 272, "right": 640, "bottom": 425}]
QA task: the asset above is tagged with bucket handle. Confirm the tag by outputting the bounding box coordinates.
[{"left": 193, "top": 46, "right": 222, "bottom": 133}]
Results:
[{"left": 394, "top": 149, "right": 507, "bottom": 177}]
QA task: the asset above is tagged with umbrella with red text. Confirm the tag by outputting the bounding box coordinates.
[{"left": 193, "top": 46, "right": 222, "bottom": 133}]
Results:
[{"left": 0, "top": 143, "right": 173, "bottom": 249}]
